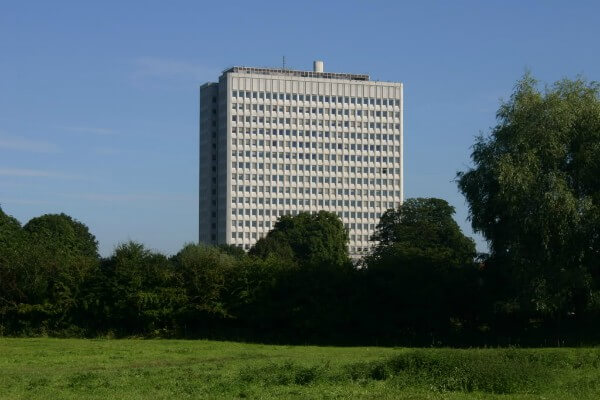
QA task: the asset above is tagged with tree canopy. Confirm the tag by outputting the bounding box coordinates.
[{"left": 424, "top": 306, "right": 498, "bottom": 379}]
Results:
[
  {"left": 370, "top": 197, "right": 476, "bottom": 266},
  {"left": 172, "top": 243, "right": 238, "bottom": 318},
  {"left": 0, "top": 207, "right": 26, "bottom": 318},
  {"left": 24, "top": 213, "right": 99, "bottom": 259},
  {"left": 250, "top": 211, "right": 350, "bottom": 270},
  {"left": 457, "top": 74, "right": 600, "bottom": 317},
  {"left": 363, "top": 198, "right": 478, "bottom": 339},
  {"left": 86, "top": 241, "right": 185, "bottom": 335}
]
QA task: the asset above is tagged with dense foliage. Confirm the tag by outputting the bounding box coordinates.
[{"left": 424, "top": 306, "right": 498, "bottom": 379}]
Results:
[
  {"left": 457, "top": 74, "right": 600, "bottom": 339},
  {"left": 1, "top": 205, "right": 480, "bottom": 343},
  {"left": 362, "top": 198, "right": 480, "bottom": 343},
  {"left": 1, "top": 75, "right": 599, "bottom": 345},
  {"left": 250, "top": 210, "right": 351, "bottom": 271},
  {"left": 0, "top": 211, "right": 99, "bottom": 335}
]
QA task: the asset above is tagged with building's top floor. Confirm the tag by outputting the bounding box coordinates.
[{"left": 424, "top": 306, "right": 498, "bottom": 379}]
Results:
[{"left": 222, "top": 61, "right": 370, "bottom": 82}]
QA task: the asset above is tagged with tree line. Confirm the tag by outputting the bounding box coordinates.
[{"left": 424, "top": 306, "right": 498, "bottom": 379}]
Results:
[{"left": 1, "top": 74, "right": 599, "bottom": 346}]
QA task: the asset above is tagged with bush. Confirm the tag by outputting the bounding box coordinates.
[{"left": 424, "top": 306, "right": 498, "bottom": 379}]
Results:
[
  {"left": 239, "top": 361, "right": 325, "bottom": 386},
  {"left": 344, "top": 349, "right": 569, "bottom": 393}
]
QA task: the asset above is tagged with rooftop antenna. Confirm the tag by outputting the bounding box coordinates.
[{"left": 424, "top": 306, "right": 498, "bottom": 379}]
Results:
[{"left": 282, "top": 56, "right": 286, "bottom": 70}]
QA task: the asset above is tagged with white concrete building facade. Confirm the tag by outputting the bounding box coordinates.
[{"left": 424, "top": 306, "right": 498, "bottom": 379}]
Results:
[{"left": 199, "top": 62, "right": 403, "bottom": 256}]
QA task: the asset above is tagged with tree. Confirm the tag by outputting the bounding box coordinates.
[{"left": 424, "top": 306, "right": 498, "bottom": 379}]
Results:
[
  {"left": 370, "top": 198, "right": 476, "bottom": 266},
  {"left": 248, "top": 212, "right": 354, "bottom": 341},
  {"left": 86, "top": 242, "right": 185, "bottom": 336},
  {"left": 0, "top": 207, "right": 26, "bottom": 334},
  {"left": 457, "top": 74, "right": 600, "bottom": 321},
  {"left": 0, "top": 206, "right": 22, "bottom": 242},
  {"left": 364, "top": 198, "right": 478, "bottom": 343},
  {"left": 1, "top": 213, "right": 100, "bottom": 334},
  {"left": 172, "top": 244, "right": 239, "bottom": 319},
  {"left": 250, "top": 211, "right": 351, "bottom": 270},
  {"left": 0, "top": 207, "right": 24, "bottom": 293},
  {"left": 24, "top": 213, "right": 99, "bottom": 259}
]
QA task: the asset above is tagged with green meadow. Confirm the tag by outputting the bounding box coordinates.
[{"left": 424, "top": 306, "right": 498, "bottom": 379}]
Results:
[{"left": 1, "top": 339, "right": 599, "bottom": 399}]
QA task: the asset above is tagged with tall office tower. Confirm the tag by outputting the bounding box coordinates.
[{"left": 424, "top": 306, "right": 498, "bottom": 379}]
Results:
[{"left": 199, "top": 61, "right": 403, "bottom": 257}]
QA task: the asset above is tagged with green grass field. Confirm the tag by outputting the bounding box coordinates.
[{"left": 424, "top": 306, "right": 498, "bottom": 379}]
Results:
[{"left": 1, "top": 339, "right": 599, "bottom": 399}]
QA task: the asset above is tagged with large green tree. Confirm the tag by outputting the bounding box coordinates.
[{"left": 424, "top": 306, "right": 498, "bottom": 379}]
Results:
[
  {"left": 364, "top": 198, "right": 478, "bottom": 342},
  {"left": 250, "top": 211, "right": 351, "bottom": 270},
  {"left": 86, "top": 242, "right": 185, "bottom": 335},
  {"left": 172, "top": 244, "right": 240, "bottom": 319},
  {"left": 370, "top": 197, "right": 476, "bottom": 266},
  {"left": 24, "top": 213, "right": 99, "bottom": 259},
  {"left": 248, "top": 211, "right": 354, "bottom": 341},
  {"left": 1, "top": 213, "right": 100, "bottom": 333},
  {"left": 0, "top": 207, "right": 26, "bottom": 333},
  {"left": 457, "top": 74, "right": 600, "bottom": 319}
]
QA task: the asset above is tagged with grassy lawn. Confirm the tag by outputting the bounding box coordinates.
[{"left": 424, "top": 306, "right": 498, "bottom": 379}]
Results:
[{"left": 1, "top": 338, "right": 599, "bottom": 399}]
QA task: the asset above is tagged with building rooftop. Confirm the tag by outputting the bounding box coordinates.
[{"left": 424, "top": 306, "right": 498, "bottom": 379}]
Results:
[{"left": 222, "top": 65, "right": 370, "bottom": 82}]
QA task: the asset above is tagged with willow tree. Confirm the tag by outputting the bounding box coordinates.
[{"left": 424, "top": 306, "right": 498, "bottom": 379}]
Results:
[{"left": 457, "top": 74, "right": 600, "bottom": 319}]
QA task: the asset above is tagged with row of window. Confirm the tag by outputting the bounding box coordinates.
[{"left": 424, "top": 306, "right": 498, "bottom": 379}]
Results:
[
  {"left": 233, "top": 220, "right": 272, "bottom": 229},
  {"left": 350, "top": 234, "right": 371, "bottom": 242},
  {"left": 233, "top": 142, "right": 399, "bottom": 153},
  {"left": 233, "top": 197, "right": 396, "bottom": 207},
  {"left": 231, "top": 222, "right": 377, "bottom": 231},
  {"left": 232, "top": 171, "right": 400, "bottom": 181},
  {"left": 232, "top": 174, "right": 399, "bottom": 186},
  {"left": 232, "top": 208, "right": 384, "bottom": 220},
  {"left": 233, "top": 162, "right": 399, "bottom": 172},
  {"left": 233, "top": 160, "right": 400, "bottom": 170},
  {"left": 232, "top": 116, "right": 401, "bottom": 130},
  {"left": 230, "top": 203, "right": 397, "bottom": 217},
  {"left": 231, "top": 231, "right": 266, "bottom": 240},
  {"left": 233, "top": 187, "right": 400, "bottom": 197},
  {"left": 234, "top": 153, "right": 400, "bottom": 164},
  {"left": 231, "top": 103, "right": 401, "bottom": 118},
  {"left": 232, "top": 130, "right": 400, "bottom": 142},
  {"left": 231, "top": 90, "right": 400, "bottom": 107}
]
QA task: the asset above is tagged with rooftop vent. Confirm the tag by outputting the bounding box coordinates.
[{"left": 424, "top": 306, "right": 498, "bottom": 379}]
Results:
[{"left": 313, "top": 60, "right": 324, "bottom": 73}]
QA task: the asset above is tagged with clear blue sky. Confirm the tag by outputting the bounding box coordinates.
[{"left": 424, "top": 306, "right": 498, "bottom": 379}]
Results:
[{"left": 1, "top": 1, "right": 599, "bottom": 256}]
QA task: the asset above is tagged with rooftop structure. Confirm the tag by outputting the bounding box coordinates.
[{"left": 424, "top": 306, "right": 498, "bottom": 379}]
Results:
[{"left": 222, "top": 65, "right": 370, "bottom": 82}]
